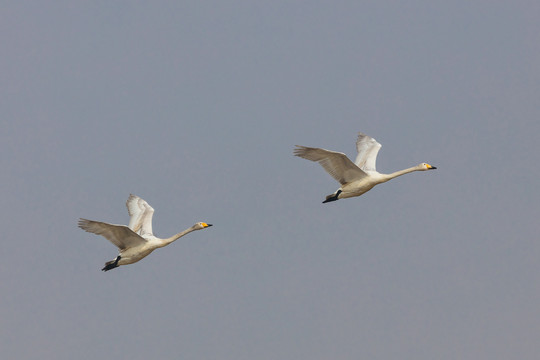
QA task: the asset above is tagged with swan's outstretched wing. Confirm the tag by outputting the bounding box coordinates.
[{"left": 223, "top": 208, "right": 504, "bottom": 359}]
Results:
[
  {"left": 78, "top": 219, "right": 147, "bottom": 250},
  {"left": 354, "top": 132, "right": 382, "bottom": 171},
  {"left": 126, "top": 194, "right": 154, "bottom": 236},
  {"left": 294, "top": 146, "right": 367, "bottom": 185}
]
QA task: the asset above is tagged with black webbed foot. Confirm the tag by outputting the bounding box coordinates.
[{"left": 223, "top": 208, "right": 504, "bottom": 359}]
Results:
[
  {"left": 322, "top": 190, "right": 342, "bottom": 203},
  {"left": 102, "top": 256, "right": 121, "bottom": 272}
]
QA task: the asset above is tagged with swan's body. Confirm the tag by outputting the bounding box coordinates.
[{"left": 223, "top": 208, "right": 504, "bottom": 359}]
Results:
[
  {"left": 78, "top": 194, "right": 212, "bottom": 271},
  {"left": 294, "top": 132, "right": 436, "bottom": 203}
]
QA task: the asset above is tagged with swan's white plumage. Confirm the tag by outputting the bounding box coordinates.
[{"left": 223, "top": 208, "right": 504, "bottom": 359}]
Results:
[
  {"left": 126, "top": 194, "right": 154, "bottom": 235},
  {"left": 78, "top": 219, "right": 146, "bottom": 250},
  {"left": 293, "top": 147, "right": 367, "bottom": 185},
  {"left": 79, "top": 194, "right": 212, "bottom": 271},
  {"left": 295, "top": 132, "right": 436, "bottom": 202},
  {"left": 354, "top": 132, "right": 382, "bottom": 171}
]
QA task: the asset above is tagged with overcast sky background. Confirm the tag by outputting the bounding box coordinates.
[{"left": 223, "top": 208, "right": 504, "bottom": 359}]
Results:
[{"left": 1, "top": 1, "right": 539, "bottom": 359}]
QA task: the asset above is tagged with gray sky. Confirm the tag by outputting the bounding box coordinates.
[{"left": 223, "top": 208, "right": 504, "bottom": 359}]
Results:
[{"left": 1, "top": 1, "right": 539, "bottom": 359}]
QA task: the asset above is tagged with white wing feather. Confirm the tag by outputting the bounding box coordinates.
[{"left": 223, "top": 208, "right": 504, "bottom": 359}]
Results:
[
  {"left": 354, "top": 132, "right": 382, "bottom": 171},
  {"left": 78, "top": 219, "right": 147, "bottom": 250},
  {"left": 126, "top": 194, "right": 155, "bottom": 236},
  {"left": 294, "top": 146, "right": 367, "bottom": 185}
]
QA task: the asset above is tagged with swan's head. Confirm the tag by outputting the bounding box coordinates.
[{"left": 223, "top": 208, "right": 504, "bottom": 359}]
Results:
[
  {"left": 419, "top": 163, "right": 437, "bottom": 170},
  {"left": 194, "top": 222, "right": 213, "bottom": 230}
]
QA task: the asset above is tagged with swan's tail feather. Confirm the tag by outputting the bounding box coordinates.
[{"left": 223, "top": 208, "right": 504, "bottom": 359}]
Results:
[
  {"left": 102, "top": 256, "right": 120, "bottom": 272},
  {"left": 322, "top": 190, "right": 342, "bottom": 204}
]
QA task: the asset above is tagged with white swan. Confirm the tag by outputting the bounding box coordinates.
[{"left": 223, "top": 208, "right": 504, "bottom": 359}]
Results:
[
  {"left": 294, "top": 132, "right": 436, "bottom": 203},
  {"left": 78, "top": 194, "right": 212, "bottom": 271}
]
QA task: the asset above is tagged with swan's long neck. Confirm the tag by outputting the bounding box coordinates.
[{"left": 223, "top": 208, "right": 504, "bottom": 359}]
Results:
[
  {"left": 382, "top": 166, "right": 420, "bottom": 181},
  {"left": 159, "top": 226, "right": 198, "bottom": 247}
]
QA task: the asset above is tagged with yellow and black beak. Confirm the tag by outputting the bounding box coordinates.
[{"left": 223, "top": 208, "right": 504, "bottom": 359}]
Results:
[
  {"left": 427, "top": 164, "right": 437, "bottom": 170},
  {"left": 203, "top": 223, "right": 213, "bottom": 228}
]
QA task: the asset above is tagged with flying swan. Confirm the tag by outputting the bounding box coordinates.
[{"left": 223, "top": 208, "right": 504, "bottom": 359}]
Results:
[
  {"left": 294, "top": 132, "right": 436, "bottom": 203},
  {"left": 78, "top": 194, "right": 212, "bottom": 271}
]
